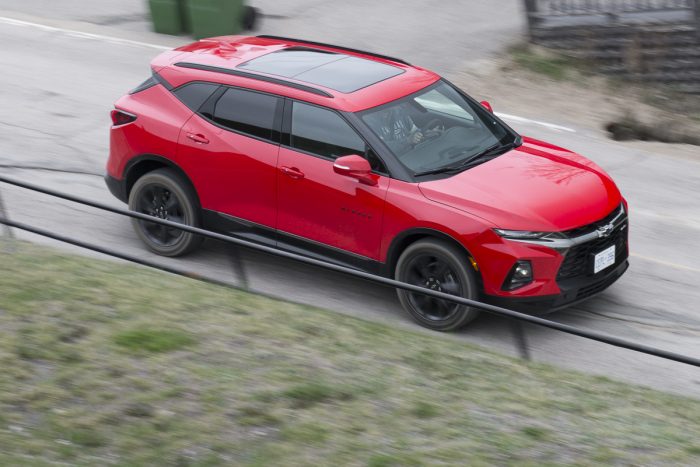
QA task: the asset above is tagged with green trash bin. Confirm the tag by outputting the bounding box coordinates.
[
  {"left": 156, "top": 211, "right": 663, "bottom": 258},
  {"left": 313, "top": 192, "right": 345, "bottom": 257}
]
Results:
[
  {"left": 148, "top": 0, "right": 189, "bottom": 35},
  {"left": 186, "top": 0, "right": 245, "bottom": 39}
]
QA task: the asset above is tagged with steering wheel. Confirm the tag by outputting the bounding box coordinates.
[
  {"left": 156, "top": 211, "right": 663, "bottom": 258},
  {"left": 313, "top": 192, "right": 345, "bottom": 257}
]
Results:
[{"left": 421, "top": 118, "right": 445, "bottom": 142}]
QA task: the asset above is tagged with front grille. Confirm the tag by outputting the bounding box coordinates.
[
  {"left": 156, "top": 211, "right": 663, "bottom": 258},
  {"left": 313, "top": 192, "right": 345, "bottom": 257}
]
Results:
[
  {"left": 575, "top": 266, "right": 624, "bottom": 300},
  {"left": 563, "top": 205, "right": 622, "bottom": 238},
  {"left": 557, "top": 208, "right": 628, "bottom": 281}
]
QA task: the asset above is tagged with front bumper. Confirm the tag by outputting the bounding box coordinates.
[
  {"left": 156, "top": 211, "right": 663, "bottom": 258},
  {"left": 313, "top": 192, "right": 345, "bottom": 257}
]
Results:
[{"left": 482, "top": 259, "right": 629, "bottom": 314}]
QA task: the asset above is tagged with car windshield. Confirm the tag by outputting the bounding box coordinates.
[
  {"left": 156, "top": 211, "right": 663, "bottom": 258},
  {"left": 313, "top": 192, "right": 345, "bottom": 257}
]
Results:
[{"left": 359, "top": 80, "right": 518, "bottom": 176}]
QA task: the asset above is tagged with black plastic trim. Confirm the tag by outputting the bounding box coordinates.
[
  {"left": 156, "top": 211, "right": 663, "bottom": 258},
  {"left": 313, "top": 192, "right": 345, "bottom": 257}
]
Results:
[
  {"left": 502, "top": 260, "right": 533, "bottom": 291},
  {"left": 484, "top": 260, "right": 629, "bottom": 314},
  {"left": 256, "top": 35, "right": 411, "bottom": 66},
  {"left": 104, "top": 174, "right": 127, "bottom": 203},
  {"left": 202, "top": 209, "right": 383, "bottom": 275},
  {"left": 174, "top": 62, "right": 333, "bottom": 97},
  {"left": 385, "top": 227, "right": 477, "bottom": 278},
  {"left": 129, "top": 75, "right": 158, "bottom": 95},
  {"left": 121, "top": 154, "right": 196, "bottom": 200},
  {"left": 281, "top": 98, "right": 292, "bottom": 147},
  {"left": 152, "top": 70, "right": 174, "bottom": 91}
]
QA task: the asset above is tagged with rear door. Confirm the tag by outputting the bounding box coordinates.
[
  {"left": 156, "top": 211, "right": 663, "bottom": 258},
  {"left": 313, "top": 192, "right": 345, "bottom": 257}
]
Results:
[
  {"left": 276, "top": 100, "right": 389, "bottom": 262},
  {"left": 177, "top": 85, "right": 283, "bottom": 232}
]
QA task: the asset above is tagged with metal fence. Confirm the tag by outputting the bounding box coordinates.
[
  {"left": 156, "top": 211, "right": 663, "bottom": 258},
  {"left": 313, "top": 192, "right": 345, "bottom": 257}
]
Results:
[
  {"left": 527, "top": 0, "right": 695, "bottom": 16},
  {"left": 524, "top": 0, "right": 700, "bottom": 27},
  {"left": 1, "top": 174, "right": 700, "bottom": 369}
]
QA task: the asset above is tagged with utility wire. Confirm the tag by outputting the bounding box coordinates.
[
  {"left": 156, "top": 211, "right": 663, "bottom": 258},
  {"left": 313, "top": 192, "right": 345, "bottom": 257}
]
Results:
[{"left": 1, "top": 174, "right": 699, "bottom": 368}]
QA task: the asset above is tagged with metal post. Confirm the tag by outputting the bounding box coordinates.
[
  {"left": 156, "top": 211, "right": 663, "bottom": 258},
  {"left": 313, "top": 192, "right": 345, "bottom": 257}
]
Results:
[
  {"left": 0, "top": 187, "right": 13, "bottom": 239},
  {"left": 228, "top": 246, "right": 250, "bottom": 290},
  {"left": 523, "top": 0, "right": 540, "bottom": 33},
  {"left": 510, "top": 320, "right": 532, "bottom": 361}
]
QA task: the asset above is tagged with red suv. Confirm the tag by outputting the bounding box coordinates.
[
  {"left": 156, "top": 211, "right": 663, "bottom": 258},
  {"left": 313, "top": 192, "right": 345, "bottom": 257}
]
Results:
[{"left": 105, "top": 35, "right": 629, "bottom": 331}]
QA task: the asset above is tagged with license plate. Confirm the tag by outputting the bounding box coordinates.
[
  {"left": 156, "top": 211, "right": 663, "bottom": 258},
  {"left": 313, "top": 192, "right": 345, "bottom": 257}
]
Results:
[{"left": 593, "top": 245, "right": 616, "bottom": 274}]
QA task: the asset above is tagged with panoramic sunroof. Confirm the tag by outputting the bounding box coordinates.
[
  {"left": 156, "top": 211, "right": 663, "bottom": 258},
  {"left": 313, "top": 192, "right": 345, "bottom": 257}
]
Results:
[{"left": 237, "top": 48, "right": 404, "bottom": 93}]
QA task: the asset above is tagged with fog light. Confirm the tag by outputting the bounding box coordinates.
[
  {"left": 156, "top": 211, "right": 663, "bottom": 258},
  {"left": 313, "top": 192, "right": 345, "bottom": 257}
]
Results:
[{"left": 503, "top": 260, "right": 533, "bottom": 290}]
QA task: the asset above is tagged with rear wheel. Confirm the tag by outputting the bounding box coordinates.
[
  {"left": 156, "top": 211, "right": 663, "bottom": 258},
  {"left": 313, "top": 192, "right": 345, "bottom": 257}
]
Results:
[
  {"left": 128, "top": 168, "right": 203, "bottom": 257},
  {"left": 395, "top": 239, "right": 479, "bottom": 331}
]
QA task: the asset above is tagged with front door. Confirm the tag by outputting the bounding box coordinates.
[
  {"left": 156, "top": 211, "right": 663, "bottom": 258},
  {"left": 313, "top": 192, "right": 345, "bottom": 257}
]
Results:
[{"left": 276, "top": 101, "right": 389, "bottom": 262}]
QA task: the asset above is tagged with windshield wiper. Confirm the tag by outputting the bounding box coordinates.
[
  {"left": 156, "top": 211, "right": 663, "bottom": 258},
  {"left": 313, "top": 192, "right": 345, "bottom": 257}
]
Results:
[
  {"left": 414, "top": 141, "right": 518, "bottom": 177},
  {"left": 466, "top": 140, "right": 518, "bottom": 162}
]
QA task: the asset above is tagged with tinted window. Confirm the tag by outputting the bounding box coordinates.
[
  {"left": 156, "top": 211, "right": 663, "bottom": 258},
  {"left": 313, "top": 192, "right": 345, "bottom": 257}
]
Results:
[
  {"left": 212, "top": 88, "right": 279, "bottom": 140},
  {"left": 174, "top": 82, "right": 220, "bottom": 111},
  {"left": 291, "top": 102, "right": 365, "bottom": 160},
  {"left": 130, "top": 75, "right": 157, "bottom": 95},
  {"left": 294, "top": 56, "right": 403, "bottom": 93},
  {"left": 238, "top": 48, "right": 342, "bottom": 78},
  {"left": 238, "top": 49, "right": 404, "bottom": 93}
]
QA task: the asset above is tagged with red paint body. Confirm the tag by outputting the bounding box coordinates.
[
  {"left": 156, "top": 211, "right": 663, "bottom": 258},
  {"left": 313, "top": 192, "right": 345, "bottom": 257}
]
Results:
[{"left": 106, "top": 36, "right": 628, "bottom": 306}]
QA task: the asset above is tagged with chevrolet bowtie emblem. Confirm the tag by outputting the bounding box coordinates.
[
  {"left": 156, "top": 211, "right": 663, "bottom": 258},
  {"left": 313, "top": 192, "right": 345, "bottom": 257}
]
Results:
[{"left": 596, "top": 224, "right": 614, "bottom": 238}]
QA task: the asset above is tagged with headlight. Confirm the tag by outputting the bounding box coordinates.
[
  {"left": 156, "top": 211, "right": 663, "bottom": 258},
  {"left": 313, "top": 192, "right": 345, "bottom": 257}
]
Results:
[{"left": 493, "top": 229, "right": 565, "bottom": 241}]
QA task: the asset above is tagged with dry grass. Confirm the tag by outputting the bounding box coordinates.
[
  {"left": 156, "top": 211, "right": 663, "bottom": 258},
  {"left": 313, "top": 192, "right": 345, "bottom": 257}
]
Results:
[{"left": 1, "top": 240, "right": 700, "bottom": 466}]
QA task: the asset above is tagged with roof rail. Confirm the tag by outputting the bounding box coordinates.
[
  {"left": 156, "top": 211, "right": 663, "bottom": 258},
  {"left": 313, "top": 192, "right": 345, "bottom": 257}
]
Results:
[
  {"left": 256, "top": 35, "right": 411, "bottom": 66},
  {"left": 174, "top": 62, "right": 333, "bottom": 98}
]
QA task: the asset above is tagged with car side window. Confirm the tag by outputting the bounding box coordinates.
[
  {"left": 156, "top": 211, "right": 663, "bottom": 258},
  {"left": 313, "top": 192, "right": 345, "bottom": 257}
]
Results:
[
  {"left": 174, "top": 82, "right": 220, "bottom": 112},
  {"left": 212, "top": 88, "right": 279, "bottom": 141},
  {"left": 291, "top": 102, "right": 387, "bottom": 173},
  {"left": 291, "top": 102, "right": 365, "bottom": 159}
]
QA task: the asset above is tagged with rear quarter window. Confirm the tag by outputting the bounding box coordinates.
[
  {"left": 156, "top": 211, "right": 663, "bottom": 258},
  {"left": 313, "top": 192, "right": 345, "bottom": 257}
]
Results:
[
  {"left": 174, "top": 82, "right": 221, "bottom": 112},
  {"left": 212, "top": 88, "right": 280, "bottom": 141}
]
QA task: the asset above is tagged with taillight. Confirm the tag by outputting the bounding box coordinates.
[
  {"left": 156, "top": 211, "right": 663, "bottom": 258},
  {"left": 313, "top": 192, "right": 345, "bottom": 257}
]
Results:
[{"left": 111, "top": 109, "right": 137, "bottom": 126}]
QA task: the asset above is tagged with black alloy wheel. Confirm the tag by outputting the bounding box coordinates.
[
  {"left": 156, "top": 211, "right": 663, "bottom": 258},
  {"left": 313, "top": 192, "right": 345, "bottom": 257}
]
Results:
[
  {"left": 396, "top": 239, "right": 479, "bottom": 331},
  {"left": 138, "top": 184, "right": 185, "bottom": 247},
  {"left": 128, "top": 168, "right": 203, "bottom": 257}
]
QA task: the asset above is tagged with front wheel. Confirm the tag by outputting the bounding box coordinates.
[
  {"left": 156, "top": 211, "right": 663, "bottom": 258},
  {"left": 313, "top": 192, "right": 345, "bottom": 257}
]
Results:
[
  {"left": 128, "top": 168, "right": 203, "bottom": 257},
  {"left": 395, "top": 239, "right": 480, "bottom": 331}
]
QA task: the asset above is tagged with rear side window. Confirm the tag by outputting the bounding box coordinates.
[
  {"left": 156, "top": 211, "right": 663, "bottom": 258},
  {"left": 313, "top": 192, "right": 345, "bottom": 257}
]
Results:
[
  {"left": 130, "top": 75, "right": 158, "bottom": 95},
  {"left": 212, "top": 88, "right": 279, "bottom": 140},
  {"left": 291, "top": 102, "right": 365, "bottom": 160},
  {"left": 174, "top": 82, "right": 220, "bottom": 112}
]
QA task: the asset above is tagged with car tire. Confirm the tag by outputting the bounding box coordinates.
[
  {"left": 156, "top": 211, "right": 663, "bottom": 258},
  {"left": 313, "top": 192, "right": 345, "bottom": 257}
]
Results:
[
  {"left": 395, "top": 239, "right": 480, "bottom": 331},
  {"left": 128, "top": 168, "right": 203, "bottom": 257}
]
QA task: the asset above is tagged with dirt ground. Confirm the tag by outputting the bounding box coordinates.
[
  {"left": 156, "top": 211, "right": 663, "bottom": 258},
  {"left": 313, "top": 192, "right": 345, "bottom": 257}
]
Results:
[{"left": 452, "top": 50, "right": 700, "bottom": 151}]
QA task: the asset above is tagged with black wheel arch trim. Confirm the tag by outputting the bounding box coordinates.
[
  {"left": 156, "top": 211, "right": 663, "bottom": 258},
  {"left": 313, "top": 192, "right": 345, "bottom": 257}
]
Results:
[
  {"left": 385, "top": 228, "right": 480, "bottom": 280},
  {"left": 122, "top": 154, "right": 200, "bottom": 208}
]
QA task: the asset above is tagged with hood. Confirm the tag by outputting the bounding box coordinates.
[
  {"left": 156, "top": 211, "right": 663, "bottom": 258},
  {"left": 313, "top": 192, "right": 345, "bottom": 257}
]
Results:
[{"left": 418, "top": 137, "right": 622, "bottom": 231}]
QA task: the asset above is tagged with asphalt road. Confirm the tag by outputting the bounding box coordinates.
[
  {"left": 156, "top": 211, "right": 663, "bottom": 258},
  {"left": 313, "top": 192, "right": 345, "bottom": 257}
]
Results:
[{"left": 1, "top": 3, "right": 700, "bottom": 396}]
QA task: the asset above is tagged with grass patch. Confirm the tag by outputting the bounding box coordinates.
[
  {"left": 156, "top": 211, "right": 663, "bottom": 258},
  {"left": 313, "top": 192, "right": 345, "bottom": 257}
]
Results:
[
  {"left": 510, "top": 44, "right": 579, "bottom": 80},
  {"left": 411, "top": 401, "right": 439, "bottom": 419},
  {"left": 521, "top": 425, "right": 550, "bottom": 440},
  {"left": 282, "top": 381, "right": 352, "bottom": 408},
  {"left": 281, "top": 422, "right": 328, "bottom": 444},
  {"left": 114, "top": 328, "right": 195, "bottom": 354},
  {"left": 1, "top": 240, "right": 700, "bottom": 465},
  {"left": 66, "top": 428, "right": 107, "bottom": 448}
]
